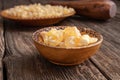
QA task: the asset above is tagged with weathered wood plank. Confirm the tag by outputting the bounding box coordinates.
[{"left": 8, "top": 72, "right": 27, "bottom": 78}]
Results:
[
  {"left": 2, "top": 0, "right": 107, "bottom": 80},
  {"left": 0, "top": 0, "right": 4, "bottom": 80},
  {"left": 62, "top": 0, "right": 120, "bottom": 79}
]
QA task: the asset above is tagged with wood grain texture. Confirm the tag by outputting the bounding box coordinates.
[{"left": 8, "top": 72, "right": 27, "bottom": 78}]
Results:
[
  {"left": 31, "top": 0, "right": 120, "bottom": 79},
  {"left": 67, "top": 17, "right": 120, "bottom": 79},
  {"left": 1, "top": 0, "right": 120, "bottom": 80},
  {"left": 60, "top": 0, "right": 120, "bottom": 79},
  {"left": 2, "top": 0, "right": 107, "bottom": 80},
  {"left": 0, "top": 0, "right": 4, "bottom": 80}
]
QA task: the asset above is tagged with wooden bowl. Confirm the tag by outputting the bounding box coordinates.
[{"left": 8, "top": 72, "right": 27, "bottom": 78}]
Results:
[
  {"left": 0, "top": 10, "right": 75, "bottom": 26},
  {"left": 32, "top": 26, "right": 103, "bottom": 66}
]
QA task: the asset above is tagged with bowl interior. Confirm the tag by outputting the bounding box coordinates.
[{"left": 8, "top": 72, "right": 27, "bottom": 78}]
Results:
[
  {"left": 0, "top": 10, "right": 75, "bottom": 20},
  {"left": 32, "top": 26, "right": 103, "bottom": 49}
]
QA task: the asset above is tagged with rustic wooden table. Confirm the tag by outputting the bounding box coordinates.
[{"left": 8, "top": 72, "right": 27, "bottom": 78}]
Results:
[{"left": 0, "top": 0, "right": 120, "bottom": 80}]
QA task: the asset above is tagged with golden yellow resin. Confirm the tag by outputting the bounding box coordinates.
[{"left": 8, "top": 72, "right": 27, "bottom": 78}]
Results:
[{"left": 40, "top": 26, "right": 98, "bottom": 48}]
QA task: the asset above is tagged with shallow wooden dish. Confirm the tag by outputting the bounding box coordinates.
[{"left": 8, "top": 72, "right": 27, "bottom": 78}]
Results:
[
  {"left": 32, "top": 26, "right": 103, "bottom": 66},
  {"left": 0, "top": 11, "right": 75, "bottom": 26}
]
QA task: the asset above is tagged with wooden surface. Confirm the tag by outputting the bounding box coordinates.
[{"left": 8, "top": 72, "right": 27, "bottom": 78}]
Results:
[
  {"left": 0, "top": 0, "right": 4, "bottom": 80},
  {"left": 0, "top": 0, "right": 120, "bottom": 80}
]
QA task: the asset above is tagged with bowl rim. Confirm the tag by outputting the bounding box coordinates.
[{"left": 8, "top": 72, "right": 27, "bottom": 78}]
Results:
[
  {"left": 32, "top": 26, "right": 103, "bottom": 49},
  {"left": 0, "top": 9, "right": 75, "bottom": 20}
]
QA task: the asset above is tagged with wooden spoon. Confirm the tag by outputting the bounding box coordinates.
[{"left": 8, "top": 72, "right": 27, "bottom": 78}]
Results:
[{"left": 49, "top": 0, "right": 117, "bottom": 20}]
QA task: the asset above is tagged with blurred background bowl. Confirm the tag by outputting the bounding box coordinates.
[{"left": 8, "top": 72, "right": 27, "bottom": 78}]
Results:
[{"left": 0, "top": 10, "right": 75, "bottom": 26}]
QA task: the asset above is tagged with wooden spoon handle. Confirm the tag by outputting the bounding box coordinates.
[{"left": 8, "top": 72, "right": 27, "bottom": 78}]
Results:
[{"left": 49, "top": 0, "right": 117, "bottom": 20}]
